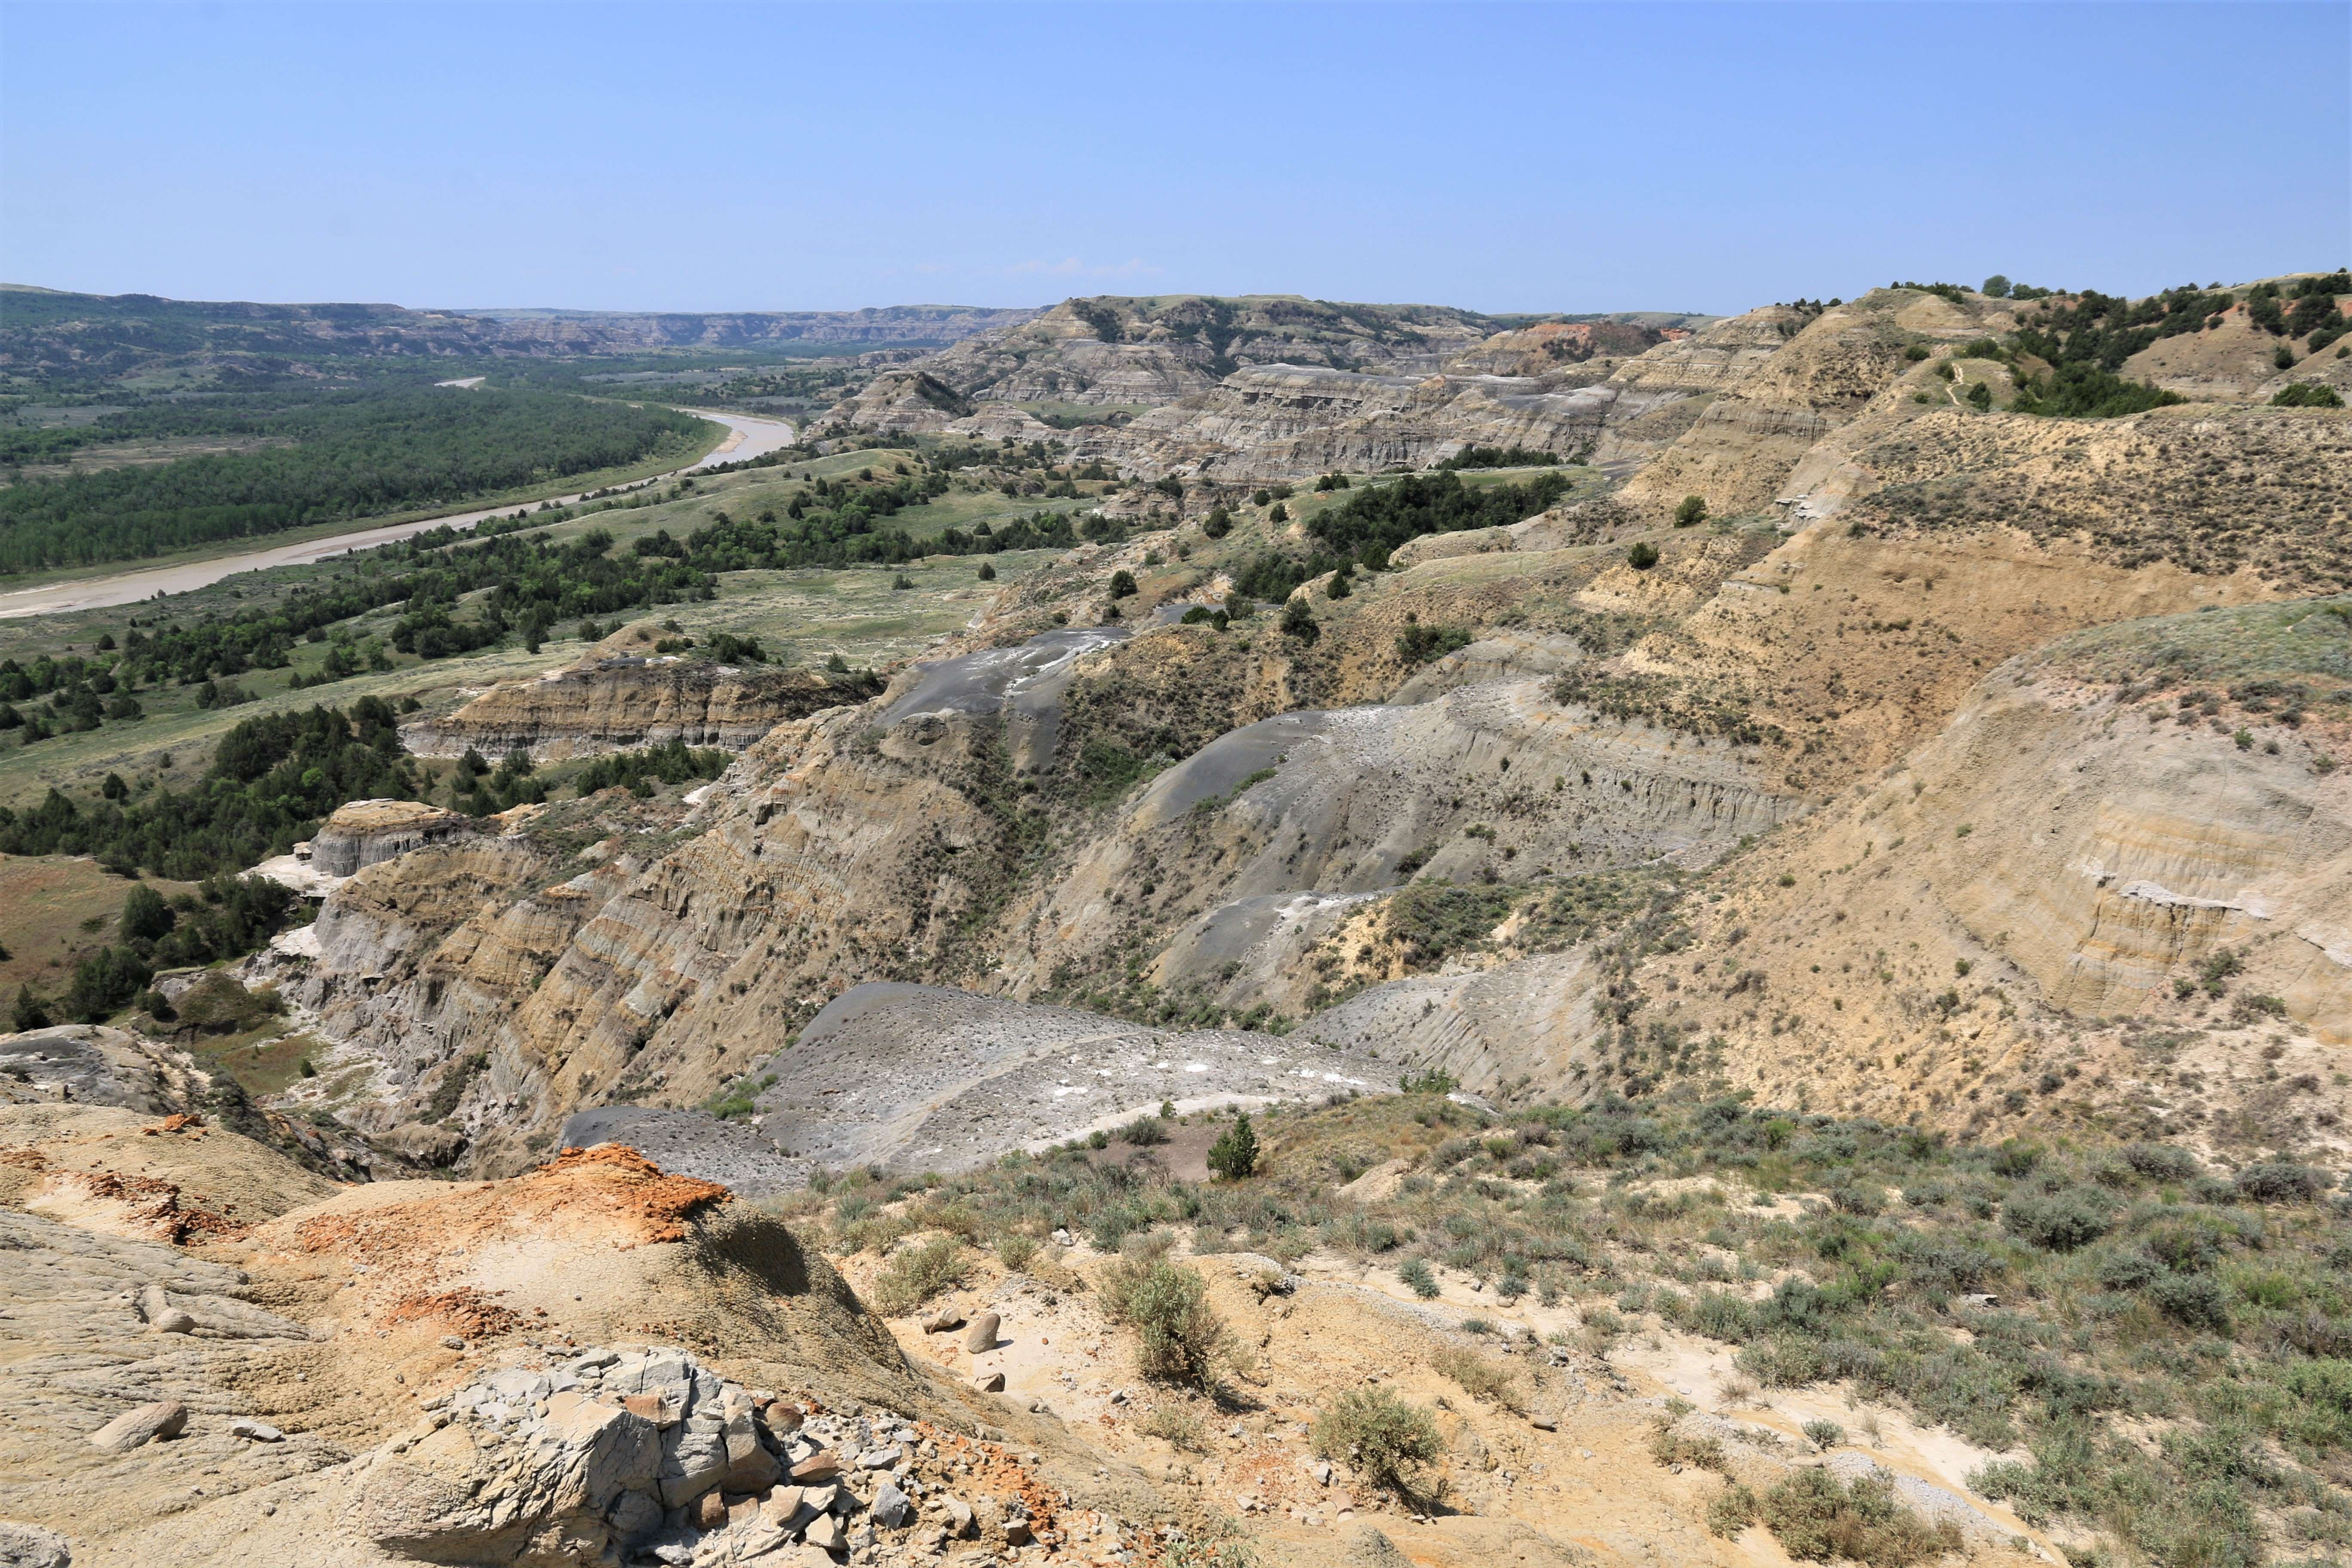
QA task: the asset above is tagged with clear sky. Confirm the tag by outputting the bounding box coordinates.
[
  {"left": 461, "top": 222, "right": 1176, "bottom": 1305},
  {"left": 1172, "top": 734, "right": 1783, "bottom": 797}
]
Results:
[{"left": 4, "top": 2, "right": 2346, "bottom": 318}]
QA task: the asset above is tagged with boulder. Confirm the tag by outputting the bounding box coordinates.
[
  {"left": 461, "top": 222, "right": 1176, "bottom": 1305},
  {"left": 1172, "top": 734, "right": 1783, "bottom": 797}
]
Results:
[
  {"left": 1344, "top": 1524, "right": 1413, "bottom": 1568},
  {"left": 872, "top": 1481, "right": 914, "bottom": 1528},
  {"left": 968, "top": 1370, "right": 1004, "bottom": 1393},
  {"left": 963, "top": 1312, "right": 1000, "bottom": 1353},
  {"left": 658, "top": 1412, "right": 731, "bottom": 1508},
  {"left": 88, "top": 1400, "right": 187, "bottom": 1452},
  {"left": 0, "top": 1522, "right": 72, "bottom": 1568},
  {"left": 790, "top": 1450, "right": 842, "bottom": 1484}
]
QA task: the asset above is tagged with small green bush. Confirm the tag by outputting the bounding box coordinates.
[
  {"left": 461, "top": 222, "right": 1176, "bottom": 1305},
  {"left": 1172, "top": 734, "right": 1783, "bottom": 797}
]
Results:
[
  {"left": 1708, "top": 1481, "right": 1760, "bottom": 1537},
  {"left": 2236, "top": 1161, "right": 2327, "bottom": 1202},
  {"left": 2273, "top": 382, "right": 2346, "bottom": 408},
  {"left": 1627, "top": 541, "right": 1660, "bottom": 570},
  {"left": 1432, "top": 1344, "right": 1521, "bottom": 1409},
  {"left": 1101, "top": 1243, "right": 1242, "bottom": 1389},
  {"left": 1756, "top": 1468, "right": 1961, "bottom": 1565},
  {"left": 1400, "top": 1257, "right": 1439, "bottom": 1298},
  {"left": 2002, "top": 1189, "right": 2113, "bottom": 1252},
  {"left": 2123, "top": 1142, "right": 2199, "bottom": 1181},
  {"left": 869, "top": 1234, "right": 972, "bottom": 1317},
  {"left": 1119, "top": 1114, "right": 1171, "bottom": 1146},
  {"left": 1311, "top": 1387, "right": 1442, "bottom": 1496},
  {"left": 1139, "top": 1401, "right": 1209, "bottom": 1451}
]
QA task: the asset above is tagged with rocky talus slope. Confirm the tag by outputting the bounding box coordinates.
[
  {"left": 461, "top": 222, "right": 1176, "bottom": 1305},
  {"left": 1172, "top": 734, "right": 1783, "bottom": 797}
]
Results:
[{"left": 0, "top": 1104, "right": 1075, "bottom": 1567}]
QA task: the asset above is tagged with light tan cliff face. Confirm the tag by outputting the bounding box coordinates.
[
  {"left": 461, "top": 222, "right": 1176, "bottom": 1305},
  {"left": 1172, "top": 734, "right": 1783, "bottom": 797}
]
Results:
[
  {"left": 402, "top": 654, "right": 863, "bottom": 761},
  {"left": 1089, "top": 309, "right": 1782, "bottom": 484},
  {"left": 1645, "top": 651, "right": 2352, "bottom": 1155},
  {"left": 1440, "top": 318, "right": 1676, "bottom": 377},
  {"left": 1114, "top": 366, "right": 1629, "bottom": 481},
  {"left": 308, "top": 799, "right": 475, "bottom": 877},
  {"left": 1619, "top": 289, "right": 2022, "bottom": 519},
  {"left": 897, "top": 296, "right": 1590, "bottom": 431}
]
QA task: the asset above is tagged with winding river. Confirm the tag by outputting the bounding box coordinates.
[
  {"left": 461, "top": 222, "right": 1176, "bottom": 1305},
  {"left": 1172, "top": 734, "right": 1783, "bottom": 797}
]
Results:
[{"left": 0, "top": 407, "right": 797, "bottom": 621}]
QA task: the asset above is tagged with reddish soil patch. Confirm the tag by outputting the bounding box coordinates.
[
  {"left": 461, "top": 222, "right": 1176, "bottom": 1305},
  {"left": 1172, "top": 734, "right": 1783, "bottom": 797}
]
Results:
[
  {"left": 384, "top": 1287, "right": 523, "bottom": 1339},
  {"left": 71, "top": 1170, "right": 245, "bottom": 1243},
  {"left": 536, "top": 1144, "right": 733, "bottom": 1242}
]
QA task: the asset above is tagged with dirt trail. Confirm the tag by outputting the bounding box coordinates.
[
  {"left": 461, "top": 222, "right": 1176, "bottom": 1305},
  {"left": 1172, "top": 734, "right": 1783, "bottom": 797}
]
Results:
[{"left": 0, "top": 407, "right": 794, "bottom": 620}]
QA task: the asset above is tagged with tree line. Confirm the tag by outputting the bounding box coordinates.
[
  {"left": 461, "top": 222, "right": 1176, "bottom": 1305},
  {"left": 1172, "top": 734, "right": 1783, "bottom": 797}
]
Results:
[
  {"left": 0, "top": 698, "right": 417, "bottom": 879},
  {"left": 0, "top": 388, "right": 710, "bottom": 572}
]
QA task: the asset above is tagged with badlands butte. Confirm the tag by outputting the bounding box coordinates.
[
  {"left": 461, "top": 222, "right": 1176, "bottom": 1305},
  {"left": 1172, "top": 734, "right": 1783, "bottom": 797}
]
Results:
[{"left": 5, "top": 274, "right": 2352, "bottom": 1568}]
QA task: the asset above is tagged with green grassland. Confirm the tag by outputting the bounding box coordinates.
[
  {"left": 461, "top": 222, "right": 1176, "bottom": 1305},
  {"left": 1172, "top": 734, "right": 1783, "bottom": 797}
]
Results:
[{"left": 0, "top": 855, "right": 200, "bottom": 1003}]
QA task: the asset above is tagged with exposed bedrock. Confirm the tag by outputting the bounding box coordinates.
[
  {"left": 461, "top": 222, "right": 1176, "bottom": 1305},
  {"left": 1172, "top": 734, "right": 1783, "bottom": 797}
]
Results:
[
  {"left": 1014, "top": 677, "right": 1804, "bottom": 997},
  {"left": 308, "top": 799, "right": 475, "bottom": 878},
  {"left": 876, "top": 625, "right": 1131, "bottom": 769},
  {"left": 402, "top": 652, "right": 860, "bottom": 761},
  {"left": 1114, "top": 364, "right": 1651, "bottom": 481}
]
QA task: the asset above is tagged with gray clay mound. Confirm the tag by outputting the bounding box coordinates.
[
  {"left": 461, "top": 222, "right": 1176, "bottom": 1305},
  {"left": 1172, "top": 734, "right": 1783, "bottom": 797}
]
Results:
[
  {"left": 556, "top": 1104, "right": 812, "bottom": 1197},
  {"left": 0, "top": 1027, "right": 177, "bottom": 1113},
  {"left": 878, "top": 627, "right": 1129, "bottom": 766},
  {"left": 746, "top": 982, "right": 1386, "bottom": 1174}
]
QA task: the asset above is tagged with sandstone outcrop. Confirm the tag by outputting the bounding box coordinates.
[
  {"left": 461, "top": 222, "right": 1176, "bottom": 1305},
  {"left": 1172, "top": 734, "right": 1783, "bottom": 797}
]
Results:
[
  {"left": 1112, "top": 365, "right": 1629, "bottom": 481},
  {"left": 808, "top": 369, "right": 973, "bottom": 436},
  {"left": 907, "top": 296, "right": 1529, "bottom": 411},
  {"left": 403, "top": 649, "right": 858, "bottom": 761},
  {"left": 1619, "top": 288, "right": 2020, "bottom": 518},
  {"left": 0, "top": 1026, "right": 191, "bottom": 1114},
  {"left": 309, "top": 799, "right": 475, "bottom": 878}
]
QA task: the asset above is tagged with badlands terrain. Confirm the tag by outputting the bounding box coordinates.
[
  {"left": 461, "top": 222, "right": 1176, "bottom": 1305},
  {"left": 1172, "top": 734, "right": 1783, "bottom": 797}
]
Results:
[{"left": 4, "top": 273, "right": 2352, "bottom": 1568}]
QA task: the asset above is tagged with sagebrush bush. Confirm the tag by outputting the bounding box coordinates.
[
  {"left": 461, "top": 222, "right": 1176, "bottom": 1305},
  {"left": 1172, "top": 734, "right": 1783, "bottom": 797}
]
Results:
[
  {"left": 1120, "top": 1114, "right": 1171, "bottom": 1147},
  {"left": 1432, "top": 1344, "right": 1521, "bottom": 1409},
  {"left": 1139, "top": 1401, "right": 1209, "bottom": 1451},
  {"left": 869, "top": 1234, "right": 971, "bottom": 1317},
  {"left": 1312, "top": 1387, "right": 1442, "bottom": 1495},
  {"left": 1757, "top": 1469, "right": 1960, "bottom": 1565},
  {"left": 1100, "top": 1242, "right": 1241, "bottom": 1388},
  {"left": 2236, "top": 1161, "right": 2327, "bottom": 1202},
  {"left": 2001, "top": 1188, "right": 2113, "bottom": 1251},
  {"left": 2124, "top": 1142, "right": 2200, "bottom": 1181}
]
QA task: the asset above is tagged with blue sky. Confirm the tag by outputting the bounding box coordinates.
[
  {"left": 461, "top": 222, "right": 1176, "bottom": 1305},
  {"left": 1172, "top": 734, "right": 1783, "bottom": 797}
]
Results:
[{"left": 4, "top": 2, "right": 2346, "bottom": 317}]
